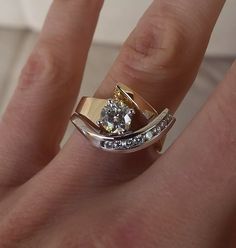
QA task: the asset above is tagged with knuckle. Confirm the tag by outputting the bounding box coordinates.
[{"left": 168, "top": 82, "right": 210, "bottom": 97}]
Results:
[
  {"left": 119, "top": 14, "right": 190, "bottom": 82},
  {"left": 19, "top": 45, "right": 70, "bottom": 89}
]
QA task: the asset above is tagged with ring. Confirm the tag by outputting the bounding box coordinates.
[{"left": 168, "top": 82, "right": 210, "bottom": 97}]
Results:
[{"left": 71, "top": 84, "right": 175, "bottom": 153}]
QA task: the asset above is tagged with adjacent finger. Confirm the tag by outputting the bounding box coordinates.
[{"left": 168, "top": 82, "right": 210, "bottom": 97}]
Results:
[
  {"left": 59, "top": 0, "right": 226, "bottom": 185},
  {"left": 130, "top": 61, "right": 236, "bottom": 246},
  {"left": 0, "top": 0, "right": 103, "bottom": 186}
]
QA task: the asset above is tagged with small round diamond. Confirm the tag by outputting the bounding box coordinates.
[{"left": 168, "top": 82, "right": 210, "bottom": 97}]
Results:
[
  {"left": 125, "top": 139, "right": 133, "bottom": 148},
  {"left": 104, "top": 141, "right": 113, "bottom": 149},
  {"left": 98, "top": 99, "right": 135, "bottom": 135},
  {"left": 133, "top": 135, "right": 144, "bottom": 146},
  {"left": 152, "top": 127, "right": 158, "bottom": 135},
  {"left": 160, "top": 120, "right": 168, "bottom": 130},
  {"left": 155, "top": 126, "right": 162, "bottom": 133},
  {"left": 165, "top": 114, "right": 172, "bottom": 123},
  {"left": 113, "top": 140, "right": 122, "bottom": 149},
  {"left": 145, "top": 131, "right": 153, "bottom": 141}
]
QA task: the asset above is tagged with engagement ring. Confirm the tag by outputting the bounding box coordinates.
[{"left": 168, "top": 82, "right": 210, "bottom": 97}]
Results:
[{"left": 71, "top": 84, "right": 175, "bottom": 153}]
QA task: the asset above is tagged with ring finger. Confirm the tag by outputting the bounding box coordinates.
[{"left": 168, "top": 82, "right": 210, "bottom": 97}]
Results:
[{"left": 47, "top": 0, "right": 226, "bottom": 186}]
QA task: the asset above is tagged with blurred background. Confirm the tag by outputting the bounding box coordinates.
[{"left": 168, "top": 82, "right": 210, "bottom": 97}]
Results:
[{"left": 0, "top": 0, "right": 235, "bottom": 145}]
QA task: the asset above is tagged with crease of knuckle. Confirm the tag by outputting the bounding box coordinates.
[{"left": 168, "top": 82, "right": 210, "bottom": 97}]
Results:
[
  {"left": 19, "top": 46, "right": 72, "bottom": 89},
  {"left": 119, "top": 15, "right": 189, "bottom": 82}
]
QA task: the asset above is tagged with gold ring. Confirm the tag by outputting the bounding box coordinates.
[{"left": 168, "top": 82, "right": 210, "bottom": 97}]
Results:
[{"left": 71, "top": 84, "right": 175, "bottom": 153}]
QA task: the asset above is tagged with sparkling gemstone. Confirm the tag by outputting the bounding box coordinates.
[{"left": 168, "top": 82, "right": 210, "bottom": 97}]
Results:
[
  {"left": 156, "top": 126, "right": 162, "bottom": 133},
  {"left": 152, "top": 127, "right": 158, "bottom": 135},
  {"left": 98, "top": 99, "right": 135, "bottom": 135},
  {"left": 145, "top": 131, "right": 153, "bottom": 141},
  {"left": 160, "top": 120, "right": 168, "bottom": 130},
  {"left": 113, "top": 140, "right": 122, "bottom": 149},
  {"left": 165, "top": 114, "right": 172, "bottom": 123},
  {"left": 126, "top": 139, "right": 133, "bottom": 148},
  {"left": 104, "top": 141, "right": 113, "bottom": 149},
  {"left": 133, "top": 135, "right": 144, "bottom": 145}
]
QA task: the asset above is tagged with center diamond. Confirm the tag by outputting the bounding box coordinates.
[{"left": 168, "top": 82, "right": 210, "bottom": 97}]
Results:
[{"left": 98, "top": 99, "right": 135, "bottom": 135}]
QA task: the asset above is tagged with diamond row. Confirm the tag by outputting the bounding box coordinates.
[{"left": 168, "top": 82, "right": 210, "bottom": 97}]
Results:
[{"left": 101, "top": 114, "right": 173, "bottom": 150}]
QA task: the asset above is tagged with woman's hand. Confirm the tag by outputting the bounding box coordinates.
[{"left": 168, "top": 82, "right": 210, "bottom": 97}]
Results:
[{"left": 0, "top": 0, "right": 235, "bottom": 247}]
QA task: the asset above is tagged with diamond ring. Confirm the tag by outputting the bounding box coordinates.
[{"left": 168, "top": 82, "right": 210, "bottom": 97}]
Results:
[{"left": 71, "top": 84, "right": 175, "bottom": 153}]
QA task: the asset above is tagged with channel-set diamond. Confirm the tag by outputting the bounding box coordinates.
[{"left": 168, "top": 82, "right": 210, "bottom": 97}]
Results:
[
  {"left": 101, "top": 113, "right": 173, "bottom": 151},
  {"left": 145, "top": 131, "right": 153, "bottom": 141}
]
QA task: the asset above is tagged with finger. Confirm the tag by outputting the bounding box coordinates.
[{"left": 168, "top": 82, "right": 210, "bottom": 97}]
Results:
[
  {"left": 97, "top": 0, "right": 225, "bottom": 112},
  {"left": 0, "top": 0, "right": 103, "bottom": 186},
  {"left": 130, "top": 61, "right": 236, "bottom": 246},
  {"left": 57, "top": 0, "right": 226, "bottom": 186}
]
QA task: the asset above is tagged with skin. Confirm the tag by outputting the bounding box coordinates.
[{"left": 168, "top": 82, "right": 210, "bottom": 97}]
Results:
[{"left": 0, "top": 0, "right": 236, "bottom": 247}]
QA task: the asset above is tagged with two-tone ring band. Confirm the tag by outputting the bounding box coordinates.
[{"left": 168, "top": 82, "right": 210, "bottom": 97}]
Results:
[{"left": 71, "top": 83, "right": 175, "bottom": 153}]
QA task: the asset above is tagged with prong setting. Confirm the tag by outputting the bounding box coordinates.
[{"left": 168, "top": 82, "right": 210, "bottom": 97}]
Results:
[{"left": 97, "top": 99, "right": 135, "bottom": 135}]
